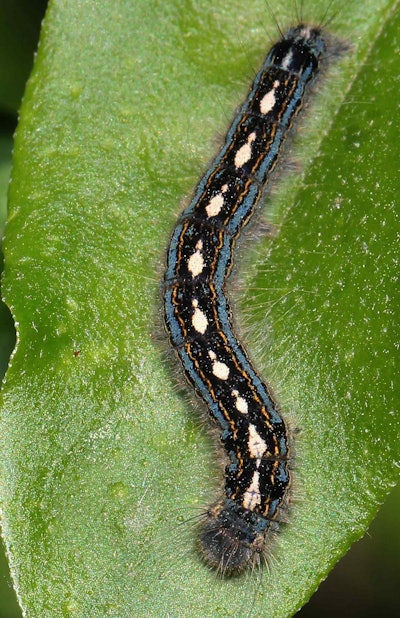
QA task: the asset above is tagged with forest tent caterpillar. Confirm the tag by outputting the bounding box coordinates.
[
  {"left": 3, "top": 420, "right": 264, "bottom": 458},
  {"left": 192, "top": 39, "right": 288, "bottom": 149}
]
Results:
[{"left": 163, "top": 23, "right": 328, "bottom": 574}]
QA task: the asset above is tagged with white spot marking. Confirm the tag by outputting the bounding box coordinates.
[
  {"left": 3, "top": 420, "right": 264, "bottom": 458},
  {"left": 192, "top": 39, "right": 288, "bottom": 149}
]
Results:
[
  {"left": 187, "top": 239, "right": 204, "bottom": 277},
  {"left": 281, "top": 50, "right": 293, "bottom": 71},
  {"left": 248, "top": 423, "right": 268, "bottom": 460},
  {"left": 234, "top": 132, "right": 256, "bottom": 168},
  {"left": 242, "top": 471, "right": 261, "bottom": 510},
  {"left": 232, "top": 389, "right": 248, "bottom": 414},
  {"left": 259, "top": 79, "right": 280, "bottom": 114},
  {"left": 205, "top": 184, "right": 228, "bottom": 217},
  {"left": 208, "top": 350, "right": 230, "bottom": 380},
  {"left": 191, "top": 299, "right": 208, "bottom": 334}
]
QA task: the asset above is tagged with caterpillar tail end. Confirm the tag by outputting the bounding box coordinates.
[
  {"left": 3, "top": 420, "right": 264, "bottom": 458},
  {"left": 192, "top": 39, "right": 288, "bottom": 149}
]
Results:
[{"left": 198, "top": 500, "right": 271, "bottom": 575}]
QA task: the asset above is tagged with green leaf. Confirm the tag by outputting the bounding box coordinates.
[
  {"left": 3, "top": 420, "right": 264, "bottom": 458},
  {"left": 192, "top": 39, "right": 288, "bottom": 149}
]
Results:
[
  {"left": 0, "top": 1, "right": 398, "bottom": 617},
  {"left": 0, "top": 107, "right": 21, "bottom": 618}
]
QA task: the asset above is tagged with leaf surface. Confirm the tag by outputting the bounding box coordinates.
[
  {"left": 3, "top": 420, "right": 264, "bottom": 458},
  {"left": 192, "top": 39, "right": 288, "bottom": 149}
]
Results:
[{"left": 0, "top": 1, "right": 398, "bottom": 616}]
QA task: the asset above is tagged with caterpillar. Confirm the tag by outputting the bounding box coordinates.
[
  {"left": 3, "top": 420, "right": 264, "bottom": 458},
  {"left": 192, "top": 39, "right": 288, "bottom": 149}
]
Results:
[{"left": 163, "top": 23, "right": 328, "bottom": 574}]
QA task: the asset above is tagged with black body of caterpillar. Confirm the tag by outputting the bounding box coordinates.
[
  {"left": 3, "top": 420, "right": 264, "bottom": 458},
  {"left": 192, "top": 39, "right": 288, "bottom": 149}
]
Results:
[{"left": 163, "top": 24, "right": 327, "bottom": 573}]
